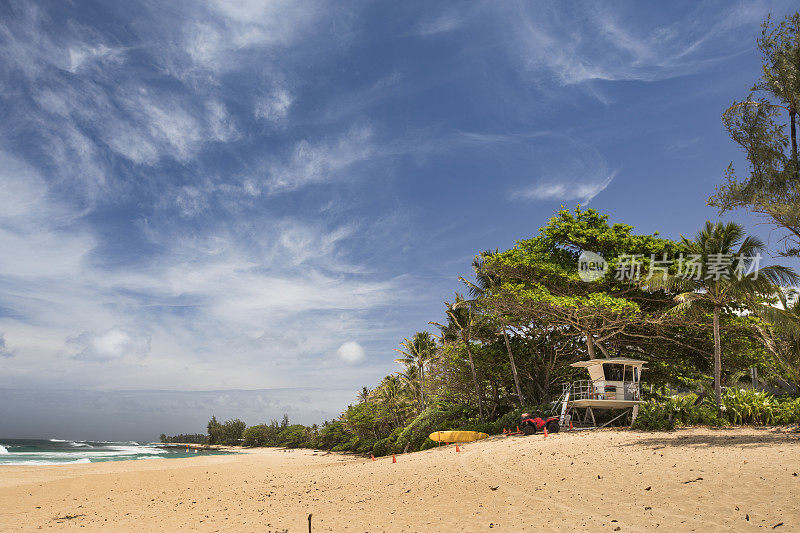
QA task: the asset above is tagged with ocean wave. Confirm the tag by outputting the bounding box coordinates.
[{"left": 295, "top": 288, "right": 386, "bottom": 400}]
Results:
[
  {"left": 107, "top": 445, "right": 166, "bottom": 455},
  {"left": 0, "top": 445, "right": 8, "bottom": 454},
  {"left": 48, "top": 439, "right": 93, "bottom": 448},
  {"left": 0, "top": 458, "right": 91, "bottom": 465}
]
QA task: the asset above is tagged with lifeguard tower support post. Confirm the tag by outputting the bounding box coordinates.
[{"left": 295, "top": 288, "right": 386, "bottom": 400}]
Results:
[{"left": 558, "top": 357, "right": 645, "bottom": 428}]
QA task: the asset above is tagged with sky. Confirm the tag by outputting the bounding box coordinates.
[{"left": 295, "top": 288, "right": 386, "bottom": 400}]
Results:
[{"left": 1, "top": 0, "right": 799, "bottom": 441}]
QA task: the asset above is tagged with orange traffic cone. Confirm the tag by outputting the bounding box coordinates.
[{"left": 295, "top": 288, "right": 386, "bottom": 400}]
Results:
[
  {"left": 516, "top": 426, "right": 520, "bottom": 433},
  {"left": 569, "top": 420, "right": 573, "bottom": 430},
  {"left": 544, "top": 427, "right": 548, "bottom": 438},
  {"left": 455, "top": 443, "right": 461, "bottom": 453},
  {"left": 392, "top": 453, "right": 397, "bottom": 463},
  {"left": 370, "top": 454, "right": 376, "bottom": 461}
]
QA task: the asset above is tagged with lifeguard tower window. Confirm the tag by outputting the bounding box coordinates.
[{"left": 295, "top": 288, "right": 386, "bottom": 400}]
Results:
[
  {"left": 606, "top": 364, "right": 625, "bottom": 382},
  {"left": 625, "top": 366, "right": 635, "bottom": 382}
]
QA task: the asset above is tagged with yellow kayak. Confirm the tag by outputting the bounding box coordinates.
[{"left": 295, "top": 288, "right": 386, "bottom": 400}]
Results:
[{"left": 428, "top": 431, "right": 489, "bottom": 443}]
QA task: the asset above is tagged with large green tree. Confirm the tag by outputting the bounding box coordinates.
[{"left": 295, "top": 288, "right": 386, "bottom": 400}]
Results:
[
  {"left": 710, "top": 12, "right": 800, "bottom": 255},
  {"left": 483, "top": 207, "right": 681, "bottom": 361}
]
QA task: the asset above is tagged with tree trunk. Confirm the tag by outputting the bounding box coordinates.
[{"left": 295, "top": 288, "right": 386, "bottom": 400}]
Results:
[
  {"left": 713, "top": 305, "right": 723, "bottom": 411},
  {"left": 464, "top": 342, "right": 485, "bottom": 422},
  {"left": 596, "top": 340, "right": 612, "bottom": 358},
  {"left": 585, "top": 333, "right": 597, "bottom": 359},
  {"left": 790, "top": 108, "right": 798, "bottom": 179},
  {"left": 500, "top": 320, "right": 524, "bottom": 404},
  {"left": 419, "top": 362, "right": 426, "bottom": 410}
]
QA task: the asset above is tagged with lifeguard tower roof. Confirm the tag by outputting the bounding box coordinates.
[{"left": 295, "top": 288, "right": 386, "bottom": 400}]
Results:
[{"left": 571, "top": 357, "right": 646, "bottom": 368}]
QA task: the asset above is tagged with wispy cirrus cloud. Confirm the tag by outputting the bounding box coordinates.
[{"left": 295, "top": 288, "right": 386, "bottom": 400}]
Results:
[
  {"left": 448, "top": 130, "right": 618, "bottom": 205},
  {"left": 255, "top": 89, "right": 294, "bottom": 123},
  {"left": 416, "top": 11, "right": 464, "bottom": 36},
  {"left": 180, "top": 0, "right": 328, "bottom": 73},
  {"left": 263, "top": 126, "right": 379, "bottom": 195},
  {"left": 454, "top": 1, "right": 789, "bottom": 91},
  {"left": 0, "top": 0, "right": 411, "bottom": 395},
  {"left": 512, "top": 170, "right": 618, "bottom": 204}
]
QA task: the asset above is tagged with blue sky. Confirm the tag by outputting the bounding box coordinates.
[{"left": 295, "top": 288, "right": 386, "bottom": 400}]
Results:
[{"left": 1, "top": 0, "right": 798, "bottom": 439}]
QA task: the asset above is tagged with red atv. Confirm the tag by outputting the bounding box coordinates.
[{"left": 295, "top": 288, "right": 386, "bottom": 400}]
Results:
[{"left": 520, "top": 413, "right": 560, "bottom": 435}]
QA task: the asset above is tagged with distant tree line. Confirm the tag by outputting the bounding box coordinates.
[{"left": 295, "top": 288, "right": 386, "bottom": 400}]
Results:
[{"left": 159, "top": 433, "right": 208, "bottom": 444}]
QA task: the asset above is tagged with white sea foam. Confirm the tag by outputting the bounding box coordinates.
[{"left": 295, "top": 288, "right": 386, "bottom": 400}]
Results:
[
  {"left": 1, "top": 458, "right": 91, "bottom": 466},
  {"left": 107, "top": 445, "right": 166, "bottom": 455},
  {"left": 0, "top": 439, "right": 225, "bottom": 465}
]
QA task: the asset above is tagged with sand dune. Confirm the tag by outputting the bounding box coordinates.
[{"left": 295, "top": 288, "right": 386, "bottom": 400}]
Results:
[{"left": 1, "top": 427, "right": 798, "bottom": 531}]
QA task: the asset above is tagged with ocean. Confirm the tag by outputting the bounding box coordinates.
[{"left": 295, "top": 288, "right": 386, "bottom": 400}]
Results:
[{"left": 0, "top": 439, "right": 232, "bottom": 465}]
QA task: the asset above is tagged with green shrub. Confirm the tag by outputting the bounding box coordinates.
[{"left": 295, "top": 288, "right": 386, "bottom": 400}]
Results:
[
  {"left": 394, "top": 403, "right": 474, "bottom": 453},
  {"left": 356, "top": 439, "right": 376, "bottom": 454},
  {"left": 776, "top": 397, "right": 800, "bottom": 425},
  {"left": 278, "top": 425, "right": 311, "bottom": 448},
  {"left": 633, "top": 394, "right": 727, "bottom": 430},
  {"left": 632, "top": 399, "right": 677, "bottom": 430},
  {"left": 722, "top": 389, "right": 777, "bottom": 425},
  {"left": 372, "top": 437, "right": 393, "bottom": 457},
  {"left": 632, "top": 389, "right": 800, "bottom": 430},
  {"left": 418, "top": 438, "right": 438, "bottom": 451}
]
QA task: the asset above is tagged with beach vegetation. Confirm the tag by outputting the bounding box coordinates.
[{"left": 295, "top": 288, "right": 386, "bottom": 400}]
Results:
[
  {"left": 710, "top": 13, "right": 800, "bottom": 256},
  {"left": 181, "top": 205, "right": 797, "bottom": 453}
]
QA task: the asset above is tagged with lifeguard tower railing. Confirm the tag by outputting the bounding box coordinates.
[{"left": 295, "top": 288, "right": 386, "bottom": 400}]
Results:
[{"left": 561, "top": 380, "right": 641, "bottom": 401}]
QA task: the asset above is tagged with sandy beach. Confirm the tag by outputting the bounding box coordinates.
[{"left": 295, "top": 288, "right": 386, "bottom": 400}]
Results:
[{"left": 1, "top": 427, "right": 798, "bottom": 532}]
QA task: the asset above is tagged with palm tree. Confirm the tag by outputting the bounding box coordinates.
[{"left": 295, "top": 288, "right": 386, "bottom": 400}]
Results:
[
  {"left": 649, "top": 221, "right": 797, "bottom": 408},
  {"left": 431, "top": 294, "right": 485, "bottom": 421},
  {"left": 357, "top": 387, "right": 372, "bottom": 404},
  {"left": 460, "top": 250, "right": 525, "bottom": 404},
  {"left": 756, "top": 289, "right": 800, "bottom": 390},
  {"left": 397, "top": 365, "right": 421, "bottom": 408},
  {"left": 373, "top": 374, "right": 407, "bottom": 428},
  {"left": 395, "top": 332, "right": 435, "bottom": 409}
]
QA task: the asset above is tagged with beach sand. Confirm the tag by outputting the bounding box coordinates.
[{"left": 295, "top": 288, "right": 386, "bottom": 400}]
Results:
[{"left": 1, "top": 427, "right": 798, "bottom": 531}]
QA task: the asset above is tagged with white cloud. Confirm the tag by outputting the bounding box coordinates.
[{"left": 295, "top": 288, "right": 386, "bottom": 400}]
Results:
[
  {"left": 452, "top": 130, "right": 618, "bottom": 204},
  {"left": 66, "top": 327, "right": 151, "bottom": 362},
  {"left": 0, "top": 334, "right": 15, "bottom": 358},
  {"left": 502, "top": 2, "right": 773, "bottom": 86},
  {"left": 336, "top": 341, "right": 366, "bottom": 364},
  {"left": 181, "top": 0, "right": 326, "bottom": 73},
  {"left": 416, "top": 12, "right": 463, "bottom": 36},
  {"left": 67, "top": 44, "right": 125, "bottom": 73},
  {"left": 0, "top": 152, "right": 93, "bottom": 279},
  {"left": 514, "top": 170, "right": 618, "bottom": 204},
  {"left": 0, "top": 154, "right": 406, "bottom": 389},
  {"left": 255, "top": 89, "right": 293, "bottom": 123},
  {"left": 265, "top": 126, "right": 377, "bottom": 194}
]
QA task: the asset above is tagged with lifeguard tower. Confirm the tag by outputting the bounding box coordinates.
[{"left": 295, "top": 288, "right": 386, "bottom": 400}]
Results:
[{"left": 557, "top": 358, "right": 645, "bottom": 428}]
